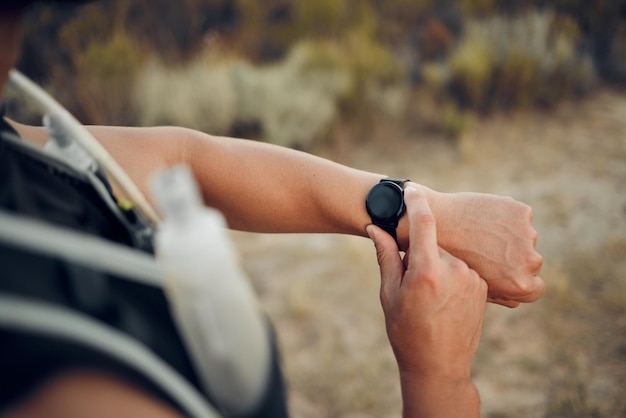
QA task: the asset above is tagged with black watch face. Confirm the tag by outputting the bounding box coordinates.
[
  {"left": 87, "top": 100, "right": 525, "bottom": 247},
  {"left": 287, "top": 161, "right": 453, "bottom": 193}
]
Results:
[{"left": 366, "top": 182, "right": 404, "bottom": 223}]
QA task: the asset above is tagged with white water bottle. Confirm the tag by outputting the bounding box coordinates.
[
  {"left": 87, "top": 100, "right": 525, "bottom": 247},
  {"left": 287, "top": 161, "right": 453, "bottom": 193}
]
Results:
[
  {"left": 151, "top": 165, "right": 271, "bottom": 417},
  {"left": 43, "top": 112, "right": 98, "bottom": 173}
]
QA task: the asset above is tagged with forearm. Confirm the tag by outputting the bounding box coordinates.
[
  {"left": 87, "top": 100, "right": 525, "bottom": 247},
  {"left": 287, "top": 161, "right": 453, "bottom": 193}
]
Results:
[
  {"left": 11, "top": 122, "right": 543, "bottom": 304},
  {"left": 184, "top": 131, "right": 385, "bottom": 236},
  {"left": 399, "top": 373, "right": 480, "bottom": 418}
]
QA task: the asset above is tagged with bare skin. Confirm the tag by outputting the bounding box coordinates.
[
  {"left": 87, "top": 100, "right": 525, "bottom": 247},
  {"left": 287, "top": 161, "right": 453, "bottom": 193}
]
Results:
[{"left": 4, "top": 371, "right": 183, "bottom": 418}]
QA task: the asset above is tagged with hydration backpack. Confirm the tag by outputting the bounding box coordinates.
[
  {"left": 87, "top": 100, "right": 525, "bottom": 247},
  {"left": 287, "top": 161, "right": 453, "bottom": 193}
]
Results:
[{"left": 0, "top": 110, "right": 288, "bottom": 418}]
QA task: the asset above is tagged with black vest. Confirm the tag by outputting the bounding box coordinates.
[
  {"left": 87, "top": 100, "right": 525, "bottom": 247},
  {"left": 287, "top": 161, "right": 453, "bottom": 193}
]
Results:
[{"left": 0, "top": 115, "right": 288, "bottom": 418}]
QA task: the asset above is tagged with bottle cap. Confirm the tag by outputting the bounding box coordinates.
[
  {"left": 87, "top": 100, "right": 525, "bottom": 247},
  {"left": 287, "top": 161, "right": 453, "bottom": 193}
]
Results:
[
  {"left": 151, "top": 165, "right": 203, "bottom": 222},
  {"left": 43, "top": 112, "right": 72, "bottom": 147}
]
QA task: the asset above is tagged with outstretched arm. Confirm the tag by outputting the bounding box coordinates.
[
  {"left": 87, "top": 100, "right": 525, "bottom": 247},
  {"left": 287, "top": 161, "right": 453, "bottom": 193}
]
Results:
[{"left": 11, "top": 122, "right": 543, "bottom": 305}]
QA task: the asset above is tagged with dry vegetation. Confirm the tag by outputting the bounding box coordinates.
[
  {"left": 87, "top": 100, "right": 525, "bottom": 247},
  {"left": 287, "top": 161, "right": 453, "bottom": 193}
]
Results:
[{"left": 16, "top": 0, "right": 626, "bottom": 144}]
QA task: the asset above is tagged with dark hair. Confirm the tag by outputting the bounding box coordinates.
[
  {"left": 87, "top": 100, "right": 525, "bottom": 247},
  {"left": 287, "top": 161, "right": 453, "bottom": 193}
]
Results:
[{"left": 1, "top": 0, "right": 93, "bottom": 12}]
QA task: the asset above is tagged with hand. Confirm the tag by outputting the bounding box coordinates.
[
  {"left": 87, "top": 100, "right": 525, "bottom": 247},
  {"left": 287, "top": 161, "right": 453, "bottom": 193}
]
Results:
[
  {"left": 405, "top": 186, "right": 544, "bottom": 308},
  {"left": 367, "top": 187, "right": 486, "bottom": 417},
  {"left": 369, "top": 186, "right": 487, "bottom": 376}
]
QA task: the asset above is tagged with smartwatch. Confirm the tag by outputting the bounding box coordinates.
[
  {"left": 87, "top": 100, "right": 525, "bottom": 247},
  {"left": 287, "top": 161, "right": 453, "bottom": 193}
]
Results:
[{"left": 365, "top": 177, "right": 409, "bottom": 246}]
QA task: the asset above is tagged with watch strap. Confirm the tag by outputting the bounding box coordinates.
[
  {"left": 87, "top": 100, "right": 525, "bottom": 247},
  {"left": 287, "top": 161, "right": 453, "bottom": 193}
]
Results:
[
  {"left": 379, "top": 223, "right": 399, "bottom": 244},
  {"left": 381, "top": 177, "right": 409, "bottom": 187}
]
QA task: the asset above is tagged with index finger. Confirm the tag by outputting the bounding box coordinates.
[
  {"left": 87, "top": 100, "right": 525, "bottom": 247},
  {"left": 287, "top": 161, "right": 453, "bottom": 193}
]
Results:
[{"left": 404, "top": 186, "right": 438, "bottom": 264}]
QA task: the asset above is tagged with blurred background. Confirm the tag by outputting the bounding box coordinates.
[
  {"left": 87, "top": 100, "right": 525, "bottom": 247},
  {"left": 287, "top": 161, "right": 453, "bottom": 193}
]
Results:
[{"left": 8, "top": 0, "right": 626, "bottom": 416}]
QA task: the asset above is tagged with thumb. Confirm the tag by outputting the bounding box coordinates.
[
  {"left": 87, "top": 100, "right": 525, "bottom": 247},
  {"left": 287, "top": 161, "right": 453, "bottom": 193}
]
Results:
[{"left": 367, "top": 225, "right": 404, "bottom": 297}]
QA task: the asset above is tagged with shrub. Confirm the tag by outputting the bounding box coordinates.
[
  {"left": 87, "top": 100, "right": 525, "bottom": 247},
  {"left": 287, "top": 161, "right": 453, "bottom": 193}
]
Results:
[
  {"left": 448, "top": 38, "right": 494, "bottom": 109},
  {"left": 546, "top": 0, "right": 626, "bottom": 82},
  {"left": 442, "top": 10, "right": 597, "bottom": 112},
  {"left": 363, "top": 82, "right": 410, "bottom": 121},
  {"left": 71, "top": 31, "right": 143, "bottom": 125},
  {"left": 294, "top": 0, "right": 347, "bottom": 38},
  {"left": 229, "top": 61, "right": 264, "bottom": 128},
  {"left": 458, "top": 0, "right": 498, "bottom": 16},
  {"left": 493, "top": 44, "right": 541, "bottom": 109},
  {"left": 135, "top": 39, "right": 353, "bottom": 148},
  {"left": 440, "top": 102, "right": 474, "bottom": 140},
  {"left": 135, "top": 57, "right": 237, "bottom": 135},
  {"left": 608, "top": 22, "right": 626, "bottom": 81},
  {"left": 418, "top": 17, "right": 454, "bottom": 60},
  {"left": 232, "top": 0, "right": 297, "bottom": 61},
  {"left": 374, "top": 0, "right": 432, "bottom": 24},
  {"left": 344, "top": 21, "right": 404, "bottom": 89},
  {"left": 281, "top": 40, "right": 353, "bottom": 100},
  {"left": 339, "top": 14, "right": 409, "bottom": 120},
  {"left": 253, "top": 40, "right": 352, "bottom": 148},
  {"left": 421, "top": 62, "right": 451, "bottom": 93},
  {"left": 259, "top": 79, "right": 337, "bottom": 149}
]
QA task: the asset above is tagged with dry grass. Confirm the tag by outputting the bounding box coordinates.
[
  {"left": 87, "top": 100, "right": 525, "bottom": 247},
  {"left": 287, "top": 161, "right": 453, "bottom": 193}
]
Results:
[{"left": 540, "top": 241, "right": 626, "bottom": 417}]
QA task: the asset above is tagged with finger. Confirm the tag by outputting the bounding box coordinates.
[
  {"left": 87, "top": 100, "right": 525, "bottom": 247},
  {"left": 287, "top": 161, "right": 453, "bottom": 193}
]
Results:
[
  {"left": 404, "top": 187, "right": 439, "bottom": 268},
  {"left": 487, "top": 297, "right": 521, "bottom": 308},
  {"left": 512, "top": 275, "right": 546, "bottom": 303},
  {"left": 522, "top": 204, "right": 539, "bottom": 248},
  {"left": 530, "top": 251, "right": 544, "bottom": 276},
  {"left": 366, "top": 224, "right": 404, "bottom": 300},
  {"left": 531, "top": 226, "right": 539, "bottom": 248},
  {"left": 471, "top": 270, "right": 489, "bottom": 300}
]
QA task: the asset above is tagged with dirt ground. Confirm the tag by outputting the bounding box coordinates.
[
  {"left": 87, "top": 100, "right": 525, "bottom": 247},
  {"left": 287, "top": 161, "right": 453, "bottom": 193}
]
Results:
[{"left": 232, "top": 87, "right": 626, "bottom": 417}]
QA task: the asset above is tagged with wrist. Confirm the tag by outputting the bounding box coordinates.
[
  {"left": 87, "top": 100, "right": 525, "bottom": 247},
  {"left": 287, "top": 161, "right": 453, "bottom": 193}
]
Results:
[
  {"left": 399, "top": 369, "right": 473, "bottom": 386},
  {"left": 399, "top": 371, "right": 479, "bottom": 418}
]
